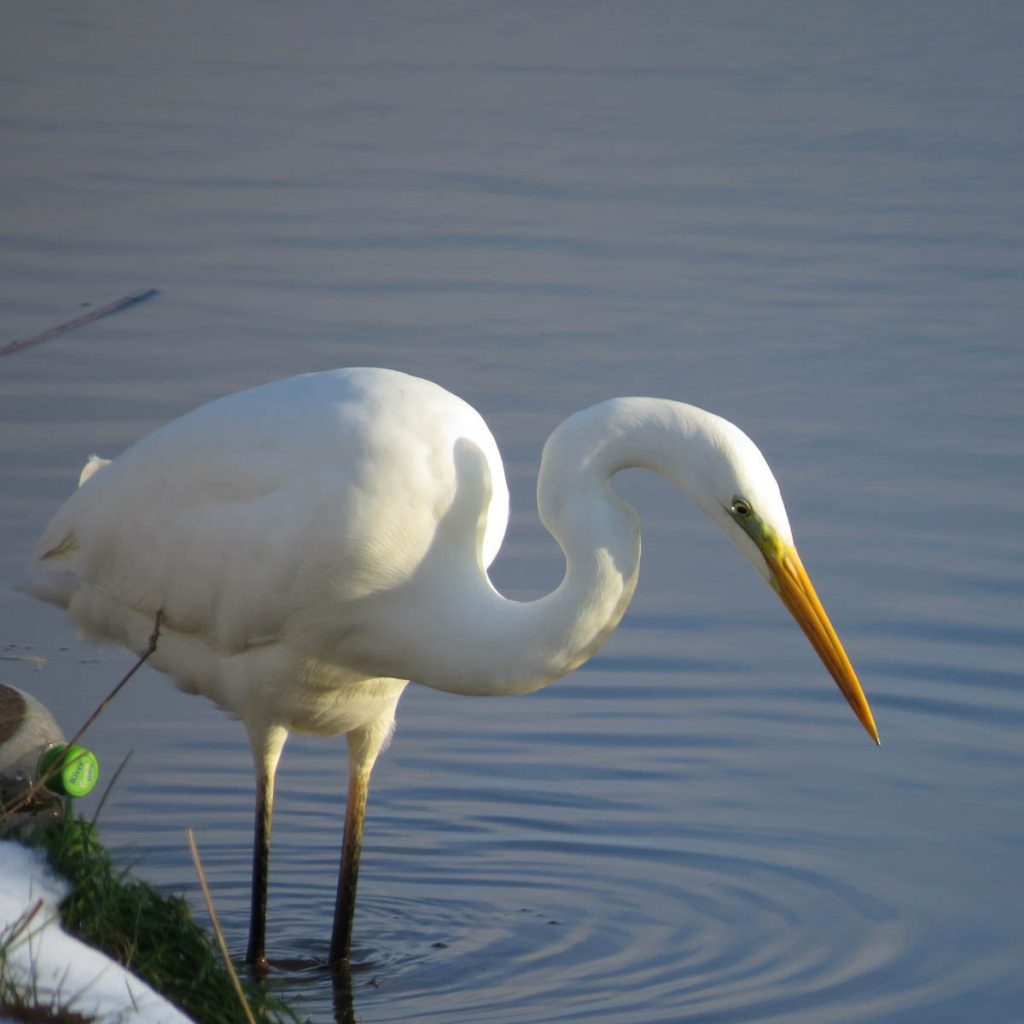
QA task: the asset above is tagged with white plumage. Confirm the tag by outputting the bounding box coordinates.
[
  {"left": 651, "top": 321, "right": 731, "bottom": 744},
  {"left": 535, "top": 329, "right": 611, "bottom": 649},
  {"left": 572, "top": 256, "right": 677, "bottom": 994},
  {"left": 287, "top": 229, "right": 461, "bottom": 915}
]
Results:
[{"left": 30, "top": 366, "right": 877, "bottom": 968}]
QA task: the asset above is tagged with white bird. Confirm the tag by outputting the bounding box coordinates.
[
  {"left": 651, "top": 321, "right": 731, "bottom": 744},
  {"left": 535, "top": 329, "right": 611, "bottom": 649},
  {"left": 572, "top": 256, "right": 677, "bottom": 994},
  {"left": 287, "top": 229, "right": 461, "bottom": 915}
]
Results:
[{"left": 28, "top": 367, "right": 878, "bottom": 970}]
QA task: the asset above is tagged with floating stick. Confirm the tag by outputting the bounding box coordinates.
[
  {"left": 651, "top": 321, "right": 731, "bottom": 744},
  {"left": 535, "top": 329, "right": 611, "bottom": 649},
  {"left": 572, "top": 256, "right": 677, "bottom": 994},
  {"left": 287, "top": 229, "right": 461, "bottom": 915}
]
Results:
[{"left": 0, "top": 289, "right": 159, "bottom": 358}]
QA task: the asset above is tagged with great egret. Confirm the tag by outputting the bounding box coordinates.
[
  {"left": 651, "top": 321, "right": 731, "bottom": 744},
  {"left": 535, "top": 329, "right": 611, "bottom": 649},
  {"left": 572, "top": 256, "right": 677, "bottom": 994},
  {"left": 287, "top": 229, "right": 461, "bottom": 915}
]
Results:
[{"left": 29, "top": 367, "right": 878, "bottom": 969}]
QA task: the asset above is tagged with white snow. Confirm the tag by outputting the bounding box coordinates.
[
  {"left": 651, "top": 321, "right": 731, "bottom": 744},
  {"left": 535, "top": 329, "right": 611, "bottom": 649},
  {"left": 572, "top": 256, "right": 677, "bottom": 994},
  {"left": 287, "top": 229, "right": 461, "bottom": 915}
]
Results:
[{"left": 0, "top": 840, "right": 194, "bottom": 1023}]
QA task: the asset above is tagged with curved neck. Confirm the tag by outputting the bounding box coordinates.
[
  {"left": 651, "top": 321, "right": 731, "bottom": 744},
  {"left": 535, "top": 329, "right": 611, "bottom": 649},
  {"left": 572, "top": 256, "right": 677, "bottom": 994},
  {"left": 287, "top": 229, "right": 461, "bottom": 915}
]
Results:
[{"left": 385, "top": 398, "right": 713, "bottom": 697}]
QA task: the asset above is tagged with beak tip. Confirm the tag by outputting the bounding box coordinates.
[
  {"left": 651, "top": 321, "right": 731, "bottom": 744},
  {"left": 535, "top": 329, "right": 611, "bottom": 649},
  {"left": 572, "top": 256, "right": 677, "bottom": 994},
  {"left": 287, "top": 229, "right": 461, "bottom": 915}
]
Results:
[{"left": 771, "top": 545, "right": 881, "bottom": 751}]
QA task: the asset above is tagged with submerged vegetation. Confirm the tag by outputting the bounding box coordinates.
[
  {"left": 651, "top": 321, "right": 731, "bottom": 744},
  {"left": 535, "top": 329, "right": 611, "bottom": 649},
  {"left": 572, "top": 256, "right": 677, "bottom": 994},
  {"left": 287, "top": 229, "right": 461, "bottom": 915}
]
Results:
[{"left": 0, "top": 818, "right": 299, "bottom": 1024}]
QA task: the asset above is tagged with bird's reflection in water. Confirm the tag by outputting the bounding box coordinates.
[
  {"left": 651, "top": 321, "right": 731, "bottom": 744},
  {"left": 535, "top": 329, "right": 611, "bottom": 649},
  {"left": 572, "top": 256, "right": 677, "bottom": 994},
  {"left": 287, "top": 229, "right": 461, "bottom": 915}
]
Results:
[{"left": 331, "top": 966, "right": 357, "bottom": 1024}]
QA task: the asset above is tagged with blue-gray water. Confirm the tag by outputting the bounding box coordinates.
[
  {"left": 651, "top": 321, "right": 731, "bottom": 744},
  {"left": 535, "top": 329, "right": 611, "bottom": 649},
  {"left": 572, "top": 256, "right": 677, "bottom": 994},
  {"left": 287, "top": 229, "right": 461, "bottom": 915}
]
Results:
[{"left": 2, "top": 3, "right": 1022, "bottom": 1021}]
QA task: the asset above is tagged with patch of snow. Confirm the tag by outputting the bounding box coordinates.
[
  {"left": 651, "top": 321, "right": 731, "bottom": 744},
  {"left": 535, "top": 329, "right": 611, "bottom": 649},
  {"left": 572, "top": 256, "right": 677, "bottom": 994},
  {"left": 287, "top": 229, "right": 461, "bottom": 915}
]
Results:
[{"left": 0, "top": 840, "right": 194, "bottom": 1023}]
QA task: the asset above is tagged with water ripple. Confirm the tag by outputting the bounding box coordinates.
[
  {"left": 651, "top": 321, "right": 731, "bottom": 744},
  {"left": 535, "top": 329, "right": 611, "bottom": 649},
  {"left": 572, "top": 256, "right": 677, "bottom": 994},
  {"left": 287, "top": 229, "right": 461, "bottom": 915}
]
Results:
[{"left": 252, "top": 789, "right": 988, "bottom": 1024}]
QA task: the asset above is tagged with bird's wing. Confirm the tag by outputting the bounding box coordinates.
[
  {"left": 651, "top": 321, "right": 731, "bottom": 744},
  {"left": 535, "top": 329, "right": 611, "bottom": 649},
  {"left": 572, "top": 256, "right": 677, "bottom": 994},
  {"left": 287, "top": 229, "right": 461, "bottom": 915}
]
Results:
[{"left": 31, "top": 369, "right": 509, "bottom": 660}]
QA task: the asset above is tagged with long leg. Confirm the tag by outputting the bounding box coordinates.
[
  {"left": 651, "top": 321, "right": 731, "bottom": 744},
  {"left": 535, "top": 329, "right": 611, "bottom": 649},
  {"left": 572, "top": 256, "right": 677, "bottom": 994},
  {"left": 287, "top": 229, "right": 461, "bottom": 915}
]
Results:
[
  {"left": 329, "top": 702, "right": 401, "bottom": 968},
  {"left": 329, "top": 768, "right": 370, "bottom": 966},
  {"left": 245, "top": 724, "right": 287, "bottom": 970},
  {"left": 246, "top": 770, "right": 274, "bottom": 968}
]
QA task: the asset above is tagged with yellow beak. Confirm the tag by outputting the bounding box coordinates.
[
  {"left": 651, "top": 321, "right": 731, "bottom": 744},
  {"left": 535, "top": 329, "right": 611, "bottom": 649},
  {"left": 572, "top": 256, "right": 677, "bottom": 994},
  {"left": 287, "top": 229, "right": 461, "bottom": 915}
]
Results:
[{"left": 764, "top": 544, "right": 880, "bottom": 744}]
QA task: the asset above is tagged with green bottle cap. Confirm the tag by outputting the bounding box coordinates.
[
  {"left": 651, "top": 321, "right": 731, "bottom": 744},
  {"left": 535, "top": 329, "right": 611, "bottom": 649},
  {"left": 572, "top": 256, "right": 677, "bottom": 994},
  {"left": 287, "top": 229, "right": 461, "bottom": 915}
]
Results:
[{"left": 38, "top": 743, "right": 100, "bottom": 798}]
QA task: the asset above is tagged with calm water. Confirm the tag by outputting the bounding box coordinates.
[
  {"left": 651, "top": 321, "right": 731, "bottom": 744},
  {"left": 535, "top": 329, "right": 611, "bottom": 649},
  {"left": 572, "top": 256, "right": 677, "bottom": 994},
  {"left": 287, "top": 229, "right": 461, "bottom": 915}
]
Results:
[{"left": 2, "top": 3, "right": 1023, "bottom": 1021}]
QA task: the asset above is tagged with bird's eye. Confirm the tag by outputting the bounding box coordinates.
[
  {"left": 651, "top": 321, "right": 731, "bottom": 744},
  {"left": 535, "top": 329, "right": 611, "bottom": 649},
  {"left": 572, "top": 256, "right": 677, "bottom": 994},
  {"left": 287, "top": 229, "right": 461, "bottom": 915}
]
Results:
[{"left": 731, "top": 498, "right": 752, "bottom": 518}]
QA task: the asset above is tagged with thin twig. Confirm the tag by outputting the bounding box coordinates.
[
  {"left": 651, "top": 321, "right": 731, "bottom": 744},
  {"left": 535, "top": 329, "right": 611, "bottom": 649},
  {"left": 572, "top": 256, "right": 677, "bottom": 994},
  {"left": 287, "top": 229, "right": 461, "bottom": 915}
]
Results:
[
  {"left": 186, "top": 828, "right": 258, "bottom": 1024},
  {"left": 1, "top": 898, "right": 44, "bottom": 949},
  {"left": 0, "top": 612, "right": 161, "bottom": 822},
  {"left": 90, "top": 751, "right": 133, "bottom": 826},
  {"left": 0, "top": 289, "right": 159, "bottom": 358},
  {"left": 58, "top": 611, "right": 162, "bottom": 760}
]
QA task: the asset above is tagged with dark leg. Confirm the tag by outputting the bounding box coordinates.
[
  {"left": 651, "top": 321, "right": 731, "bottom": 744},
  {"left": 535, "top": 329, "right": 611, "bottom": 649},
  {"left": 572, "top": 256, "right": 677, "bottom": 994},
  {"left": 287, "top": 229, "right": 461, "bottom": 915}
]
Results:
[
  {"left": 329, "top": 770, "right": 370, "bottom": 967},
  {"left": 246, "top": 771, "right": 273, "bottom": 970}
]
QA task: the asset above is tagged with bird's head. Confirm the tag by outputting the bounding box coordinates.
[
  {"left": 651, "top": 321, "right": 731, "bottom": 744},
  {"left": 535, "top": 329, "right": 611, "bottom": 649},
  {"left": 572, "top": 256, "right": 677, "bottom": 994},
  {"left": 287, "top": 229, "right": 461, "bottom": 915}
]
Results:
[{"left": 684, "top": 410, "right": 880, "bottom": 745}]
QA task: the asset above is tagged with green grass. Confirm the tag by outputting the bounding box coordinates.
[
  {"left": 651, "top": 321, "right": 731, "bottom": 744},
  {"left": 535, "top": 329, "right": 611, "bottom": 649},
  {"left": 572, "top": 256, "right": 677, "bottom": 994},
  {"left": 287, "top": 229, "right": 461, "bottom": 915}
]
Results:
[
  {"left": 0, "top": 964, "right": 94, "bottom": 1024},
  {"left": 1, "top": 818, "right": 299, "bottom": 1024}
]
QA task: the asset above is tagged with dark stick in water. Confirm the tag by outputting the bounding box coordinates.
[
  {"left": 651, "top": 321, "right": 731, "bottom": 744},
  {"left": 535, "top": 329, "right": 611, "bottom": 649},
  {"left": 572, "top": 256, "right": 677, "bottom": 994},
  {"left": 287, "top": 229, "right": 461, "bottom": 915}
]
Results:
[{"left": 0, "top": 288, "right": 159, "bottom": 357}]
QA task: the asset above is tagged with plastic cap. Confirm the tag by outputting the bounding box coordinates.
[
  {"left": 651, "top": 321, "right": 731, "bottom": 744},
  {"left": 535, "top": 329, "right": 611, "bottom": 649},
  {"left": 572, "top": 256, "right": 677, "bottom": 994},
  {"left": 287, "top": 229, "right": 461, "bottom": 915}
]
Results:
[{"left": 38, "top": 744, "right": 100, "bottom": 798}]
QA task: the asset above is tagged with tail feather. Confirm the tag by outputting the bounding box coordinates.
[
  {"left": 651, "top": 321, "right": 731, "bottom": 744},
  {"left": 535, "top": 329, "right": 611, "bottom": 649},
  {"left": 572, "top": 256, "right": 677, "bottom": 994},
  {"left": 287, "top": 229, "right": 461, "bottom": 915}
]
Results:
[
  {"left": 26, "top": 566, "right": 78, "bottom": 608},
  {"left": 79, "top": 454, "right": 111, "bottom": 486},
  {"left": 26, "top": 454, "right": 108, "bottom": 607}
]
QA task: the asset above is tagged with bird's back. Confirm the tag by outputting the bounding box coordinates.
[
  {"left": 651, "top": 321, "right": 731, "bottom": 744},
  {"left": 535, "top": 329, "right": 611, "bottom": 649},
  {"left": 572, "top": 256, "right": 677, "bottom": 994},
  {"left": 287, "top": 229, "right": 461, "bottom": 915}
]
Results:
[{"left": 30, "top": 368, "right": 509, "bottom": 710}]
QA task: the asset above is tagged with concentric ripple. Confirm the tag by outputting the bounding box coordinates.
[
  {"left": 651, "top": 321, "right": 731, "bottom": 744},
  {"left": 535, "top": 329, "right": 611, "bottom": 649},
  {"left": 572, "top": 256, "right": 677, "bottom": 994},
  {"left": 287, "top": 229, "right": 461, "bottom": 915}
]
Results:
[
  {"left": 263, "top": 808, "right": 980, "bottom": 1024},
  {"left": 11, "top": 612, "right": 1020, "bottom": 1024},
  {"left": 230, "top": 665, "right": 1007, "bottom": 1023}
]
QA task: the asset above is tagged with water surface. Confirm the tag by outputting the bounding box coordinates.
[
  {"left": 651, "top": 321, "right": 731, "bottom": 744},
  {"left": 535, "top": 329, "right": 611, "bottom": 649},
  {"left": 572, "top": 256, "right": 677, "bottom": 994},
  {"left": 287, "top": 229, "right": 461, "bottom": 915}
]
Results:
[{"left": 2, "top": 3, "right": 1022, "bottom": 1022}]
